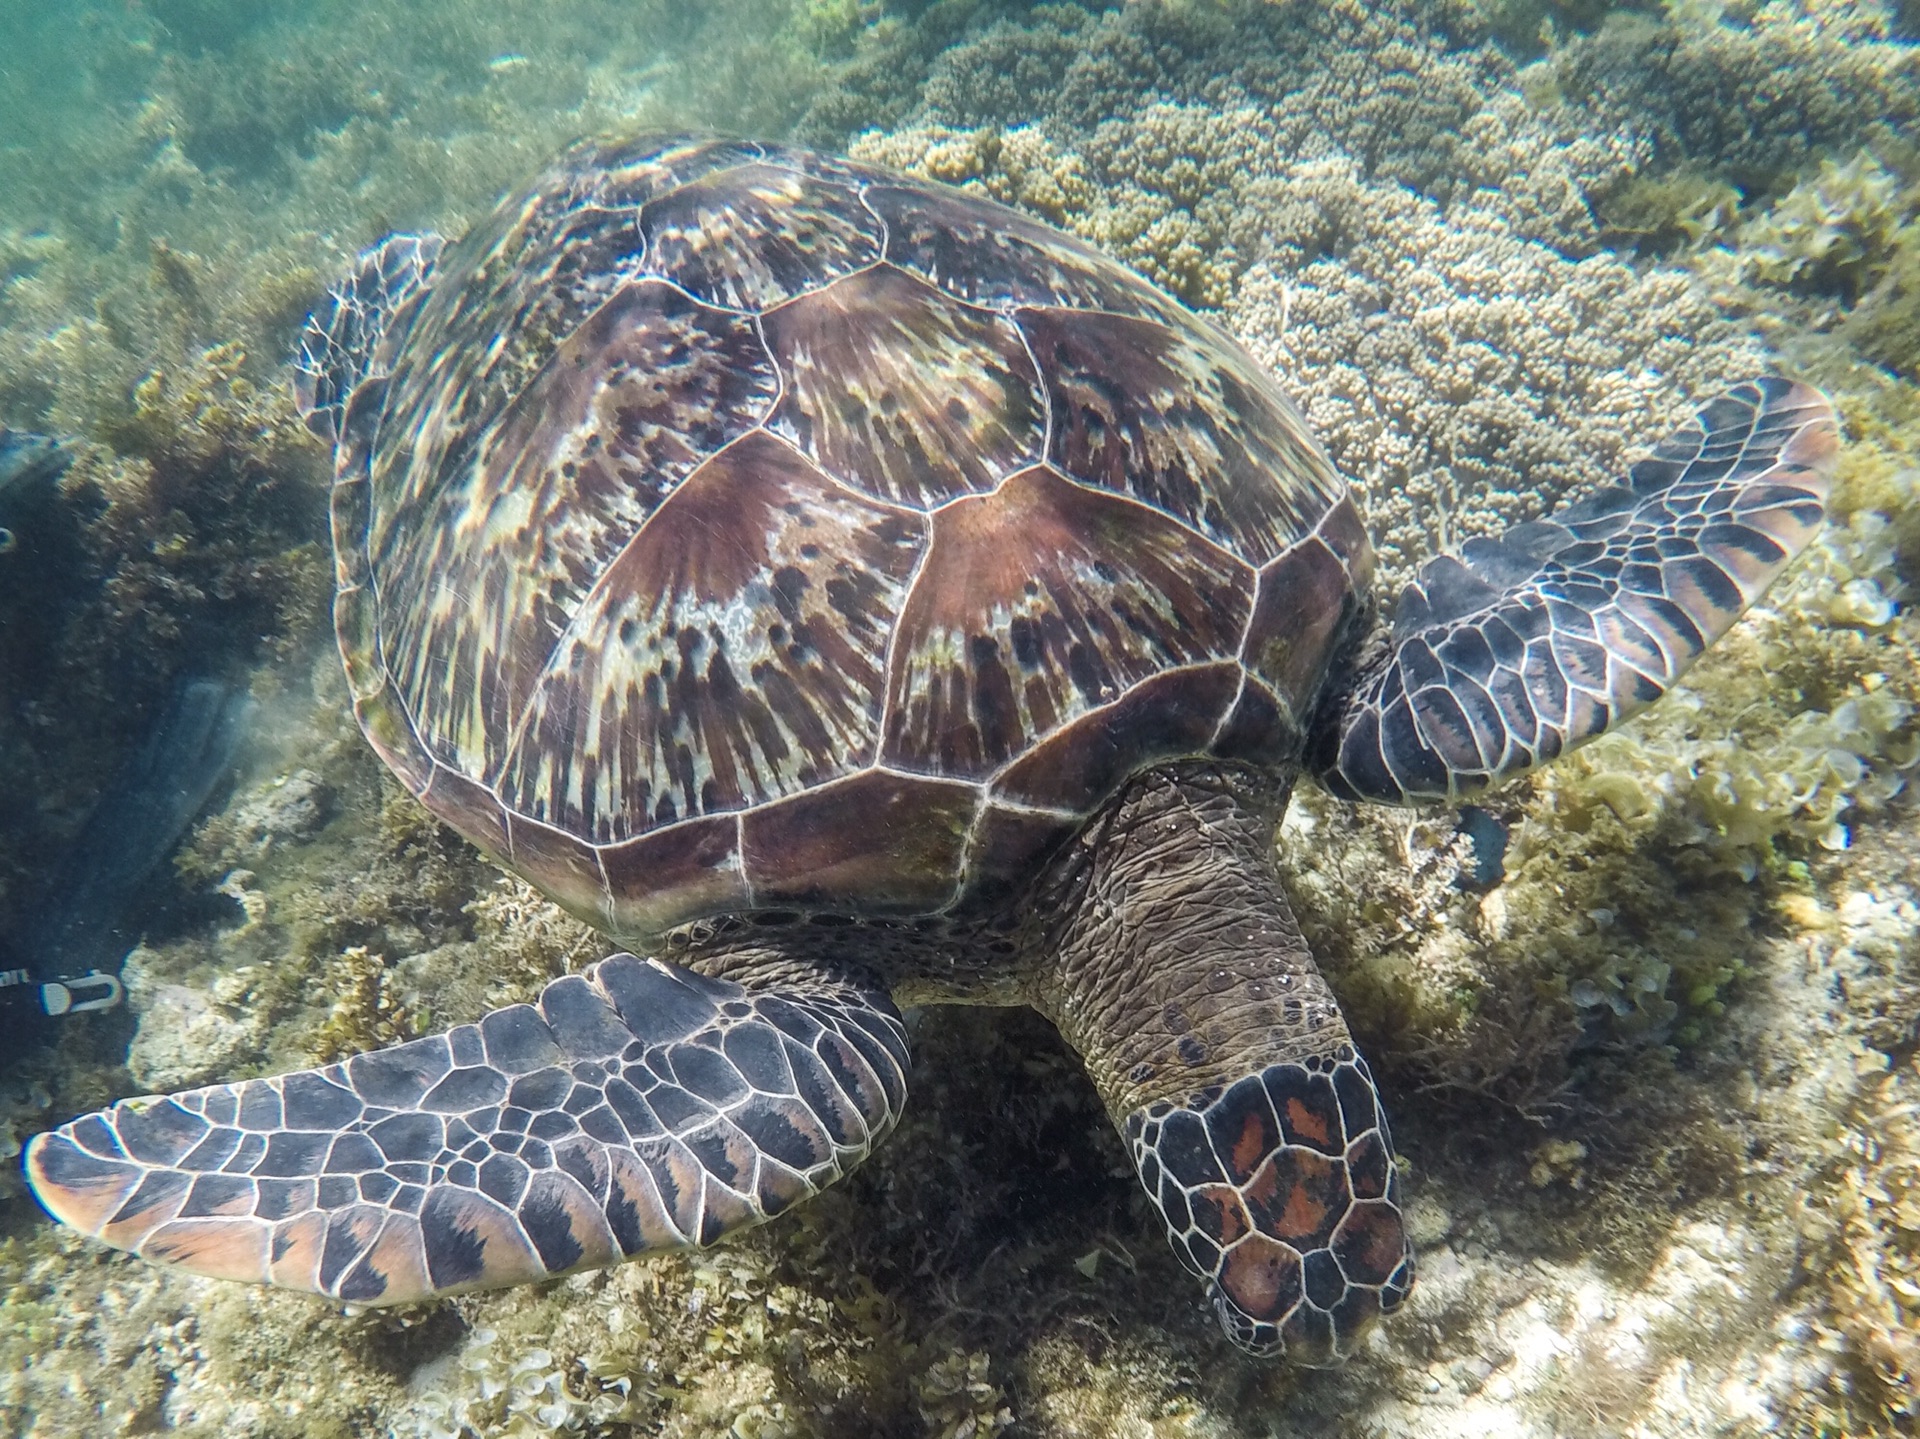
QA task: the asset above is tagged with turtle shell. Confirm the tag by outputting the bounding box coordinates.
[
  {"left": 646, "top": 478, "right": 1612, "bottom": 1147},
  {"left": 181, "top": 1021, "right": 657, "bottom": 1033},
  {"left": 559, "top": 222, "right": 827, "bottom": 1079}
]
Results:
[{"left": 331, "top": 134, "right": 1375, "bottom": 939}]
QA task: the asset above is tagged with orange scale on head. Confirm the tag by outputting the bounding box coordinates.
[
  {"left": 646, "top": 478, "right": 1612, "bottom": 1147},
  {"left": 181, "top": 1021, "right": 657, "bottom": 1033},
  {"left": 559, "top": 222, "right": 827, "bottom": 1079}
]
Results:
[
  {"left": 1216, "top": 1233, "right": 1304, "bottom": 1322},
  {"left": 1262, "top": 1065, "right": 1346, "bottom": 1155},
  {"left": 1281, "top": 1092, "right": 1339, "bottom": 1152},
  {"left": 1229, "top": 1111, "right": 1271, "bottom": 1184},
  {"left": 1345, "top": 1129, "right": 1391, "bottom": 1200},
  {"left": 1244, "top": 1146, "right": 1350, "bottom": 1252},
  {"left": 1187, "top": 1184, "right": 1251, "bottom": 1246},
  {"left": 1332, "top": 1199, "right": 1411, "bottom": 1289}
]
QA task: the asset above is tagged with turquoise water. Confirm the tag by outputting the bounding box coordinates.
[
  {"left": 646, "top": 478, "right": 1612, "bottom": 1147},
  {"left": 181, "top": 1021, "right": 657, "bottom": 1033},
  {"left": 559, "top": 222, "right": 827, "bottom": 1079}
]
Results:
[{"left": 1, "top": 3, "right": 1918, "bottom": 1436}]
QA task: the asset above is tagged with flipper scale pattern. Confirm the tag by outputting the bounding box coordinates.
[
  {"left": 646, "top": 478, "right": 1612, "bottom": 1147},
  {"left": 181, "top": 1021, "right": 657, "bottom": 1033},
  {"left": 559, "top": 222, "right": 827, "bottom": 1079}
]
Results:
[
  {"left": 24, "top": 955, "right": 909, "bottom": 1304},
  {"left": 1322, "top": 378, "right": 1838, "bottom": 805}
]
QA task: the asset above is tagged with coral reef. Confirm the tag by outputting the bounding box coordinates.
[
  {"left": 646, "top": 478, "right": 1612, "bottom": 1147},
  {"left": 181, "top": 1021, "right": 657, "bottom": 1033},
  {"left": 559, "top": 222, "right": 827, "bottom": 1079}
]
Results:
[
  {"left": 2, "top": 0, "right": 1920, "bottom": 1436},
  {"left": 1554, "top": 6, "right": 1920, "bottom": 191}
]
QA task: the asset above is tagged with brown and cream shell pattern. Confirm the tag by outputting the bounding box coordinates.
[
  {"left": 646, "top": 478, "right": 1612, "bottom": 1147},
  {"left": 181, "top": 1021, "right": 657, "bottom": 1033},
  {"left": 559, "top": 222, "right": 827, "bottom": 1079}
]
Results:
[{"left": 331, "top": 135, "right": 1374, "bottom": 939}]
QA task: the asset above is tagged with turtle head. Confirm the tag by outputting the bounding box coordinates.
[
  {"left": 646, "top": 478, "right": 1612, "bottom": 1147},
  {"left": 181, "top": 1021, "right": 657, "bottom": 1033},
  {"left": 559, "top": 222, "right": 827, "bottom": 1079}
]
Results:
[
  {"left": 1126, "top": 1051, "right": 1413, "bottom": 1364},
  {"left": 293, "top": 232, "right": 444, "bottom": 447}
]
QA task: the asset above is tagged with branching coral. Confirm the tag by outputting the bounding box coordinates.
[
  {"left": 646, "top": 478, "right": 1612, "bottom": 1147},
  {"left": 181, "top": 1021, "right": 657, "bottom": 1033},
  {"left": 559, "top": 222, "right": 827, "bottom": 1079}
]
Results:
[
  {"left": 1229, "top": 158, "right": 1768, "bottom": 589},
  {"left": 851, "top": 113, "right": 1249, "bottom": 305},
  {"left": 1552, "top": 7, "right": 1920, "bottom": 191}
]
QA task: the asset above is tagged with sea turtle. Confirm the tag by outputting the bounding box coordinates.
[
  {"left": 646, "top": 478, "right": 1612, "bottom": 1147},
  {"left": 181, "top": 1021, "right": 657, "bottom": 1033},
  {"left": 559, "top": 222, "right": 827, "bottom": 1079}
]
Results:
[{"left": 24, "top": 133, "right": 1837, "bottom": 1364}]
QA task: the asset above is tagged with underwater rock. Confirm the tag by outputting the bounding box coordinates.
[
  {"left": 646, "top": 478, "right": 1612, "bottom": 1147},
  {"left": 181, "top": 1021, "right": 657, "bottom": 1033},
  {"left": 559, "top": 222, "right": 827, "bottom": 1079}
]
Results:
[
  {"left": 1454, "top": 806, "right": 1509, "bottom": 891},
  {"left": 222, "top": 767, "right": 332, "bottom": 853},
  {"left": 121, "top": 946, "right": 267, "bottom": 1094}
]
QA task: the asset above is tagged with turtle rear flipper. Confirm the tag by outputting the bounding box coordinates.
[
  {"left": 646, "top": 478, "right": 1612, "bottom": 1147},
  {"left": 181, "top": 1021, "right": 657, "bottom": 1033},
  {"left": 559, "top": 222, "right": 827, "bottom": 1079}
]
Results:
[
  {"left": 294, "top": 232, "right": 445, "bottom": 446},
  {"left": 1316, "top": 377, "right": 1838, "bottom": 806},
  {"left": 24, "top": 953, "right": 908, "bottom": 1304}
]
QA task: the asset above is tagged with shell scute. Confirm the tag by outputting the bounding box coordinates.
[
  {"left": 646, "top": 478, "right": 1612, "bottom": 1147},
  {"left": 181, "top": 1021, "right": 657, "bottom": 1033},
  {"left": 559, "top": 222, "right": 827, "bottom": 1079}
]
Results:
[
  {"left": 955, "top": 804, "right": 1080, "bottom": 916},
  {"left": 503, "top": 812, "right": 611, "bottom": 930},
  {"left": 382, "top": 281, "right": 778, "bottom": 787},
  {"left": 380, "top": 196, "right": 646, "bottom": 508},
  {"left": 496, "top": 428, "right": 923, "bottom": 844},
  {"left": 640, "top": 162, "right": 882, "bottom": 312},
  {"left": 991, "top": 662, "right": 1244, "bottom": 812},
  {"left": 419, "top": 764, "right": 513, "bottom": 872},
  {"left": 881, "top": 463, "right": 1253, "bottom": 783},
  {"left": 1020, "top": 305, "right": 1341, "bottom": 566},
  {"left": 761, "top": 265, "right": 1046, "bottom": 512},
  {"left": 1244, "top": 529, "right": 1364, "bottom": 715},
  {"left": 740, "top": 770, "right": 979, "bottom": 912},
  {"left": 864, "top": 181, "right": 1174, "bottom": 320},
  {"left": 1209, "top": 679, "right": 1300, "bottom": 770},
  {"left": 341, "top": 137, "right": 1362, "bottom": 929},
  {"left": 601, "top": 817, "right": 746, "bottom": 939},
  {"left": 580, "top": 134, "right": 769, "bottom": 208}
]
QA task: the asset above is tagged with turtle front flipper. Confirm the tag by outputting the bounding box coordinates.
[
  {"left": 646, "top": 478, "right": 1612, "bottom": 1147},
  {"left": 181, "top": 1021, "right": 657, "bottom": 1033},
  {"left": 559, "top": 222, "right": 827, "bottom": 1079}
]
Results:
[
  {"left": 1315, "top": 377, "right": 1838, "bottom": 805},
  {"left": 293, "top": 232, "right": 445, "bottom": 446},
  {"left": 24, "top": 953, "right": 908, "bottom": 1304}
]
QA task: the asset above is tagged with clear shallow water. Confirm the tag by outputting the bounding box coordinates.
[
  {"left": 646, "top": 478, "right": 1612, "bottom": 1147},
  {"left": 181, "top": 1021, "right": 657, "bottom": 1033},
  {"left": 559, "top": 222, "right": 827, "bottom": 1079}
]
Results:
[{"left": 1, "top": 3, "right": 1918, "bottom": 1436}]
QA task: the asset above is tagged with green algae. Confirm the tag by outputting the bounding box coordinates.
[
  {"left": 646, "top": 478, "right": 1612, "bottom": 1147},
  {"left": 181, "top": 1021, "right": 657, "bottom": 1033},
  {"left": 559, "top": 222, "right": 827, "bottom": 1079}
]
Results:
[{"left": 3, "top": 1, "right": 1920, "bottom": 1436}]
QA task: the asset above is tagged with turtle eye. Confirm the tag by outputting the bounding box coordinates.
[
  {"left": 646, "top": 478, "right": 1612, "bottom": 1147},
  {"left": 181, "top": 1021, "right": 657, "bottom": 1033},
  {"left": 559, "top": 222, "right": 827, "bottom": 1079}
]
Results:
[{"left": 1127, "top": 1053, "right": 1415, "bottom": 1365}]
